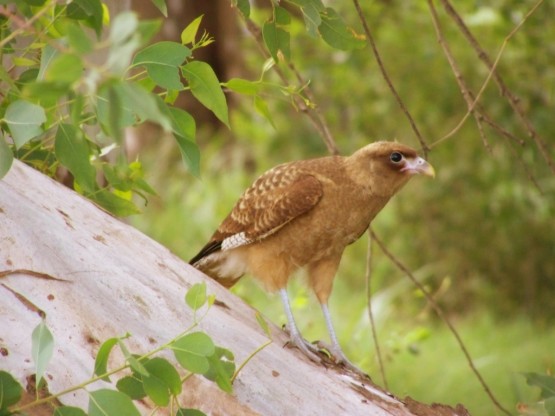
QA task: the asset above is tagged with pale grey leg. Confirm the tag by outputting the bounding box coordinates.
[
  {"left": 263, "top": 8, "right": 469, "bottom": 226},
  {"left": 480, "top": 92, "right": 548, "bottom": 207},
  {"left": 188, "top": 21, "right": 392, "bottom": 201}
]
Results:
[
  {"left": 321, "top": 303, "right": 366, "bottom": 374},
  {"left": 279, "top": 288, "right": 320, "bottom": 363}
]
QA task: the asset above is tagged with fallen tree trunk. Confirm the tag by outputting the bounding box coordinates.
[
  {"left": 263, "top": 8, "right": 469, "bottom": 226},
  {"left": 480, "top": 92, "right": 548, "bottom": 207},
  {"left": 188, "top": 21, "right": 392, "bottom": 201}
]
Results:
[{"left": 0, "top": 160, "right": 468, "bottom": 416}]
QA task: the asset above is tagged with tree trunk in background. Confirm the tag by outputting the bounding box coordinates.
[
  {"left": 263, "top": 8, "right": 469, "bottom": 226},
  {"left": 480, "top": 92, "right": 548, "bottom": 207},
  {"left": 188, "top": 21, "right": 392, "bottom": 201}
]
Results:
[
  {"left": 0, "top": 161, "right": 469, "bottom": 416},
  {"left": 131, "top": 0, "right": 243, "bottom": 127}
]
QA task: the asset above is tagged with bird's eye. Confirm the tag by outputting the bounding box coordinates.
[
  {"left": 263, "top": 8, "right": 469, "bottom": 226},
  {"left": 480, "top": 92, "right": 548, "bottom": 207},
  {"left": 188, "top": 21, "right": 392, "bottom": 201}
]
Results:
[{"left": 390, "top": 152, "right": 403, "bottom": 163}]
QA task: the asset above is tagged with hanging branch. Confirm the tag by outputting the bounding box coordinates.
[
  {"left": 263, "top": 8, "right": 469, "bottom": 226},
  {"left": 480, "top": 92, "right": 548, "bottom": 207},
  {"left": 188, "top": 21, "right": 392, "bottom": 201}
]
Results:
[
  {"left": 351, "top": 0, "right": 429, "bottom": 156},
  {"left": 427, "top": 0, "right": 491, "bottom": 152},
  {"left": 370, "top": 230, "right": 512, "bottom": 416},
  {"left": 365, "top": 228, "right": 388, "bottom": 390},
  {"left": 438, "top": 0, "right": 554, "bottom": 174},
  {"left": 427, "top": 0, "right": 542, "bottom": 193},
  {"left": 241, "top": 16, "right": 340, "bottom": 156}
]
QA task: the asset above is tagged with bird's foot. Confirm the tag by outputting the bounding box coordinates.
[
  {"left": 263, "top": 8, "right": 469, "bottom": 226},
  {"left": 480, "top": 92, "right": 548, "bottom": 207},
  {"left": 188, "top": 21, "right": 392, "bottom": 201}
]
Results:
[
  {"left": 283, "top": 326, "right": 322, "bottom": 364},
  {"left": 316, "top": 341, "right": 369, "bottom": 377}
]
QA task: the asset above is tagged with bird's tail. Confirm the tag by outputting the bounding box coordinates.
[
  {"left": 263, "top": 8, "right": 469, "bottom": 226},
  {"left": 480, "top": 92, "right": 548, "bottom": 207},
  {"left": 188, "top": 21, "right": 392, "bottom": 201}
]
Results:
[{"left": 190, "top": 246, "right": 245, "bottom": 288}]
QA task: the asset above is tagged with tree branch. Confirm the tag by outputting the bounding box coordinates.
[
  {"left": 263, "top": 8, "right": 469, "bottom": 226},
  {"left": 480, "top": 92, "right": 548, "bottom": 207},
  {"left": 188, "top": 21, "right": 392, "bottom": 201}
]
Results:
[
  {"left": 370, "top": 230, "right": 512, "bottom": 416},
  {"left": 241, "top": 15, "right": 340, "bottom": 155},
  {"left": 437, "top": 0, "right": 554, "bottom": 174},
  {"left": 351, "top": 0, "right": 429, "bottom": 156},
  {"left": 365, "top": 228, "right": 388, "bottom": 390}
]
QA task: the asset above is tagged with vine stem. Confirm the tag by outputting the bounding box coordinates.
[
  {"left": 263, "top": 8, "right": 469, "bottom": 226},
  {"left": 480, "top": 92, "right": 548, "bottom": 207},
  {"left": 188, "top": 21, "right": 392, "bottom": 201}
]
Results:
[
  {"left": 231, "top": 339, "right": 273, "bottom": 383},
  {"left": 13, "top": 316, "right": 206, "bottom": 412}
]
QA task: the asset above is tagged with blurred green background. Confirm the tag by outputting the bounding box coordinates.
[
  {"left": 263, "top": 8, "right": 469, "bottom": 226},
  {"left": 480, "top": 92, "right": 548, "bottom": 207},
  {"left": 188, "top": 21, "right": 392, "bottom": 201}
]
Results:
[{"left": 128, "top": 1, "right": 555, "bottom": 414}]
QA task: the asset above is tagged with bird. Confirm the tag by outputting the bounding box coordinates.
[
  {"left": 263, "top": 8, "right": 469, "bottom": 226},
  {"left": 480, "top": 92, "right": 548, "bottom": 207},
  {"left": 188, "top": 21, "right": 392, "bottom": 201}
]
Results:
[{"left": 190, "top": 141, "right": 435, "bottom": 371}]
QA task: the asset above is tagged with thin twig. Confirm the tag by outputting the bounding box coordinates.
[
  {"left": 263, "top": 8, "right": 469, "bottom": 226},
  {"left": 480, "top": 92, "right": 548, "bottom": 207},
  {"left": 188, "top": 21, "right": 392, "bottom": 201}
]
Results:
[
  {"left": 287, "top": 62, "right": 339, "bottom": 155},
  {"left": 427, "top": 0, "right": 491, "bottom": 153},
  {"left": 0, "top": 2, "right": 55, "bottom": 48},
  {"left": 370, "top": 230, "right": 512, "bottom": 416},
  {"left": 351, "top": 0, "right": 429, "bottom": 156},
  {"left": 242, "top": 15, "right": 340, "bottom": 155},
  {"left": 437, "top": 0, "right": 554, "bottom": 174},
  {"left": 365, "top": 228, "right": 388, "bottom": 389}
]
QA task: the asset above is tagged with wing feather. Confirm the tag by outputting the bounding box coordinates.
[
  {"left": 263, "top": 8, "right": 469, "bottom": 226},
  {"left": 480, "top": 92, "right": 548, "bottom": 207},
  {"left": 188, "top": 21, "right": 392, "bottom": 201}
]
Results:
[{"left": 190, "top": 163, "right": 323, "bottom": 264}]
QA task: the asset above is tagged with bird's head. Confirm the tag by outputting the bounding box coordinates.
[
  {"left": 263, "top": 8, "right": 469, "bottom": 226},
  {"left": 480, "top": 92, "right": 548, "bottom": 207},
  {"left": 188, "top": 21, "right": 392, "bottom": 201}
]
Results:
[{"left": 347, "top": 141, "right": 435, "bottom": 196}]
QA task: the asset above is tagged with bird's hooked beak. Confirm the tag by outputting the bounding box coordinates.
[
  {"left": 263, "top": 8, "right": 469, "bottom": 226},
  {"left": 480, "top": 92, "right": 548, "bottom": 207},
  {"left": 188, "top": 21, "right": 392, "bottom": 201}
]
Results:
[{"left": 401, "top": 156, "right": 435, "bottom": 178}]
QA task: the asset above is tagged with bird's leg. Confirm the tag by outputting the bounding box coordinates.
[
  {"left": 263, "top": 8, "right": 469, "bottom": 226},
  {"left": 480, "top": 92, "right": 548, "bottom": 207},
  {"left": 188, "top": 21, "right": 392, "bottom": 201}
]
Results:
[
  {"left": 320, "top": 303, "right": 367, "bottom": 375},
  {"left": 279, "top": 288, "right": 321, "bottom": 363}
]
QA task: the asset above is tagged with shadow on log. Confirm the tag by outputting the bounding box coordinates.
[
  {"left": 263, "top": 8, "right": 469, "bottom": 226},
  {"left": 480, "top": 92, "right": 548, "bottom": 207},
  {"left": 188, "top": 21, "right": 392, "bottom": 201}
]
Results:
[{"left": 0, "top": 161, "right": 469, "bottom": 415}]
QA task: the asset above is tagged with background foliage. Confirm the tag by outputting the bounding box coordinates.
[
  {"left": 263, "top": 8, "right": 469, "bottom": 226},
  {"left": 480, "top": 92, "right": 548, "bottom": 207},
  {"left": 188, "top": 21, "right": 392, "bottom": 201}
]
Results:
[{"left": 1, "top": 0, "right": 554, "bottom": 415}]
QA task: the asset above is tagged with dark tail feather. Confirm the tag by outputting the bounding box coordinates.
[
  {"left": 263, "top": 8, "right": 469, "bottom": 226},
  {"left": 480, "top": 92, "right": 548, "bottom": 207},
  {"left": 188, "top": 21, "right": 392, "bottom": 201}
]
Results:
[{"left": 189, "top": 240, "right": 222, "bottom": 266}]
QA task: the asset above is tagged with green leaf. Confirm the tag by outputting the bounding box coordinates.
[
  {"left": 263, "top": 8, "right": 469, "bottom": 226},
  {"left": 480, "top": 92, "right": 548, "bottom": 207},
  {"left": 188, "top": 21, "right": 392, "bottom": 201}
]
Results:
[
  {"left": 182, "top": 61, "right": 229, "bottom": 128},
  {"left": 116, "top": 375, "right": 145, "bottom": 400},
  {"left": 262, "top": 21, "right": 290, "bottom": 63},
  {"left": 318, "top": 7, "right": 365, "bottom": 50},
  {"left": 185, "top": 282, "right": 207, "bottom": 311},
  {"left": 149, "top": 0, "right": 168, "bottom": 17},
  {"left": 55, "top": 124, "right": 97, "bottom": 193},
  {"left": 138, "top": 357, "right": 182, "bottom": 407},
  {"left": 4, "top": 100, "right": 46, "bottom": 148},
  {"left": 37, "top": 44, "right": 58, "bottom": 81},
  {"left": 204, "top": 347, "right": 235, "bottom": 394},
  {"left": 93, "top": 189, "right": 141, "bottom": 216},
  {"left": 116, "top": 83, "right": 172, "bottom": 131},
  {"left": 255, "top": 311, "right": 272, "bottom": 338},
  {"left": 93, "top": 337, "right": 119, "bottom": 382},
  {"left": 167, "top": 106, "right": 195, "bottom": 142},
  {"left": 31, "top": 320, "right": 54, "bottom": 387},
  {"left": 300, "top": 3, "right": 323, "bottom": 37},
  {"left": 133, "top": 41, "right": 191, "bottom": 67},
  {"left": 166, "top": 106, "right": 199, "bottom": 175},
  {"left": 12, "top": 57, "right": 37, "bottom": 67},
  {"left": 53, "top": 406, "right": 88, "bottom": 416},
  {"left": 117, "top": 340, "right": 149, "bottom": 377},
  {"left": 44, "top": 54, "right": 83, "bottom": 85},
  {"left": 66, "top": 21, "right": 93, "bottom": 54},
  {"left": 223, "top": 78, "right": 261, "bottom": 95},
  {"left": 274, "top": 6, "right": 291, "bottom": 25},
  {"left": 142, "top": 374, "right": 168, "bottom": 406},
  {"left": 133, "top": 41, "right": 191, "bottom": 68},
  {"left": 66, "top": 0, "right": 104, "bottom": 37},
  {"left": 173, "top": 332, "right": 215, "bottom": 374},
  {"left": 88, "top": 389, "right": 140, "bottom": 416},
  {"left": 254, "top": 96, "right": 275, "bottom": 129},
  {"left": 107, "top": 12, "right": 140, "bottom": 74},
  {"left": 524, "top": 372, "right": 555, "bottom": 399},
  {"left": 132, "top": 41, "right": 191, "bottom": 90},
  {"left": 96, "top": 83, "right": 134, "bottom": 141},
  {"left": 143, "top": 357, "right": 182, "bottom": 396},
  {"left": 546, "top": 397, "right": 555, "bottom": 416},
  {"left": 176, "top": 409, "right": 206, "bottom": 416},
  {"left": 174, "top": 133, "right": 200, "bottom": 177},
  {"left": 0, "top": 138, "right": 14, "bottom": 179},
  {"left": 109, "top": 11, "right": 138, "bottom": 48},
  {"left": 0, "top": 371, "right": 23, "bottom": 410},
  {"left": 181, "top": 15, "right": 203, "bottom": 45},
  {"left": 137, "top": 19, "right": 163, "bottom": 45},
  {"left": 232, "top": 0, "right": 250, "bottom": 18}
]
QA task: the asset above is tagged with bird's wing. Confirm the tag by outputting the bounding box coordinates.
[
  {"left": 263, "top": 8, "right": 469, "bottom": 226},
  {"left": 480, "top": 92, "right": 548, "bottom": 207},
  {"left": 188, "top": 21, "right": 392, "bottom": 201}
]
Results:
[{"left": 190, "top": 164, "right": 323, "bottom": 264}]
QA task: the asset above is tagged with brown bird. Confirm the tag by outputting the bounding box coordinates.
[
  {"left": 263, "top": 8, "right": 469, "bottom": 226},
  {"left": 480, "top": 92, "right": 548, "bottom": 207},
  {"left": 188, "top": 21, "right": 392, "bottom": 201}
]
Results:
[{"left": 190, "top": 141, "right": 435, "bottom": 370}]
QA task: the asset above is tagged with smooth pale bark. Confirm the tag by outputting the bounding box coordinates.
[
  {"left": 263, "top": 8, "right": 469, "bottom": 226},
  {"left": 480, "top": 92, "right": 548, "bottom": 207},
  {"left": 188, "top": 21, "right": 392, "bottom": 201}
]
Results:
[{"left": 0, "top": 161, "right": 467, "bottom": 416}]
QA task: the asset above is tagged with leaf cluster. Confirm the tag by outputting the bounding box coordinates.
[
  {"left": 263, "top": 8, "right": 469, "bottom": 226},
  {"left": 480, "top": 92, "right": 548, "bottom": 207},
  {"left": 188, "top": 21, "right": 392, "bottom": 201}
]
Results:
[
  {"left": 0, "top": 283, "right": 237, "bottom": 416},
  {"left": 0, "top": 0, "right": 230, "bottom": 215},
  {"left": 519, "top": 373, "right": 555, "bottom": 416}
]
